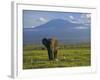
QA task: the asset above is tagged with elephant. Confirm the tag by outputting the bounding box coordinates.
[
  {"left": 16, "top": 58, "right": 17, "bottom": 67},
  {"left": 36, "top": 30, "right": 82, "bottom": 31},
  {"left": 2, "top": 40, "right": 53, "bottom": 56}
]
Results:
[{"left": 42, "top": 38, "right": 58, "bottom": 60}]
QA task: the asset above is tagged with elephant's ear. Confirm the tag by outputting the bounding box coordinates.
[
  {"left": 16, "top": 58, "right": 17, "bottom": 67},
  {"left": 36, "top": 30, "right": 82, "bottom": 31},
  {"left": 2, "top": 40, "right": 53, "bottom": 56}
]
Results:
[{"left": 42, "top": 38, "right": 48, "bottom": 46}]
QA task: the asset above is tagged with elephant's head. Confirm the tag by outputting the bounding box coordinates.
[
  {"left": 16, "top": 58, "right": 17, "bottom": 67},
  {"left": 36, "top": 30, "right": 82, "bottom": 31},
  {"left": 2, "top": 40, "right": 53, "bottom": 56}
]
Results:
[{"left": 42, "top": 38, "right": 51, "bottom": 49}]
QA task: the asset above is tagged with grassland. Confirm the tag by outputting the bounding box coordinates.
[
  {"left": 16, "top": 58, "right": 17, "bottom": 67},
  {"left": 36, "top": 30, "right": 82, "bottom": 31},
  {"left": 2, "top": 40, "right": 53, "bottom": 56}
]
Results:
[{"left": 23, "top": 43, "right": 91, "bottom": 69}]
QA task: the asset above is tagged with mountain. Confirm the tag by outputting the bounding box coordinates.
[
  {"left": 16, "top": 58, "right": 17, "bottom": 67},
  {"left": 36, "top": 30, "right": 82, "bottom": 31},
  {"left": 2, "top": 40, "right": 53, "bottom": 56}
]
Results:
[
  {"left": 23, "top": 19, "right": 90, "bottom": 44},
  {"left": 33, "top": 19, "right": 77, "bottom": 30}
]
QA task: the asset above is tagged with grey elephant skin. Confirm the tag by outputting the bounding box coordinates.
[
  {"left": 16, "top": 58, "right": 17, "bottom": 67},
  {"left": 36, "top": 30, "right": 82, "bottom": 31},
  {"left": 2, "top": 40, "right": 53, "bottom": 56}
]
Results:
[{"left": 42, "top": 38, "right": 58, "bottom": 60}]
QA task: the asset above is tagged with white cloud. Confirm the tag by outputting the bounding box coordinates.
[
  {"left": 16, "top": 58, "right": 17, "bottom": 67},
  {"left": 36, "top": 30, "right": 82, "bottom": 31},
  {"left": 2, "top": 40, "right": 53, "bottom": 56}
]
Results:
[
  {"left": 75, "top": 26, "right": 89, "bottom": 29},
  {"left": 32, "top": 26, "right": 36, "bottom": 28},
  {"left": 69, "top": 20, "right": 79, "bottom": 24},
  {"left": 67, "top": 15, "right": 78, "bottom": 23},
  {"left": 69, "top": 15, "right": 74, "bottom": 20},
  {"left": 39, "top": 17, "right": 47, "bottom": 22},
  {"left": 81, "top": 14, "right": 91, "bottom": 19},
  {"left": 31, "top": 17, "right": 47, "bottom": 28},
  {"left": 80, "top": 14, "right": 91, "bottom": 24},
  {"left": 86, "top": 14, "right": 91, "bottom": 18},
  {"left": 69, "top": 14, "right": 91, "bottom": 24}
]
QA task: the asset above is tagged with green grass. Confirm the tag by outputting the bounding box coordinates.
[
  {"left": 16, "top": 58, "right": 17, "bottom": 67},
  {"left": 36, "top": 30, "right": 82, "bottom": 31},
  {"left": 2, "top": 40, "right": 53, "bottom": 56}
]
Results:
[{"left": 23, "top": 44, "right": 91, "bottom": 69}]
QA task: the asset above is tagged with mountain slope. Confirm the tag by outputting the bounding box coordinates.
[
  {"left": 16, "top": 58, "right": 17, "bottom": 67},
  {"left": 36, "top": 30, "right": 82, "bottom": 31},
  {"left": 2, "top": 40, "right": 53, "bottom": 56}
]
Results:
[{"left": 23, "top": 19, "right": 90, "bottom": 44}]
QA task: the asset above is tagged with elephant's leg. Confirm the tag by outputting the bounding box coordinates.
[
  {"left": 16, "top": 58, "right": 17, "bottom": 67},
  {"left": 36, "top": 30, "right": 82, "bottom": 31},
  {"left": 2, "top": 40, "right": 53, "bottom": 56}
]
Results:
[
  {"left": 54, "top": 50, "right": 57, "bottom": 59},
  {"left": 47, "top": 48, "right": 54, "bottom": 60}
]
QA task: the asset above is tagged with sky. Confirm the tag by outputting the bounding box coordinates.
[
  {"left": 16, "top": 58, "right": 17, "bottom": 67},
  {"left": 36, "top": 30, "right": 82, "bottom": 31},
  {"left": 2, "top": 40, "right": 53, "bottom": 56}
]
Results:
[{"left": 23, "top": 10, "right": 91, "bottom": 29}]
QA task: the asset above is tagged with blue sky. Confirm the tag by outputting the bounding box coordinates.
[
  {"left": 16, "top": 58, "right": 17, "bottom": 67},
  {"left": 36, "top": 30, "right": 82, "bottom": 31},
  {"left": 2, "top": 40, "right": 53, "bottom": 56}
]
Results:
[{"left": 23, "top": 10, "right": 91, "bottom": 29}]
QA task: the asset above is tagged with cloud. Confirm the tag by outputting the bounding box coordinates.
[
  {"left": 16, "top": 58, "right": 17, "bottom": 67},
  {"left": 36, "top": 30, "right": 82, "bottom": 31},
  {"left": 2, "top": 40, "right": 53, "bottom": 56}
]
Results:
[
  {"left": 86, "top": 14, "right": 91, "bottom": 18},
  {"left": 67, "top": 15, "right": 77, "bottom": 23},
  {"left": 69, "top": 15, "right": 74, "bottom": 20},
  {"left": 69, "top": 14, "right": 91, "bottom": 24},
  {"left": 31, "top": 26, "right": 36, "bottom": 28},
  {"left": 81, "top": 14, "right": 91, "bottom": 19},
  {"left": 80, "top": 14, "right": 91, "bottom": 24},
  {"left": 39, "top": 17, "right": 47, "bottom": 22},
  {"left": 75, "top": 26, "right": 89, "bottom": 30},
  {"left": 30, "top": 17, "right": 48, "bottom": 28},
  {"left": 69, "top": 20, "right": 79, "bottom": 24}
]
